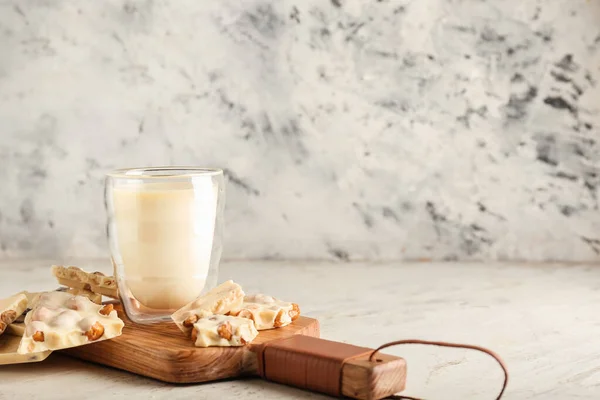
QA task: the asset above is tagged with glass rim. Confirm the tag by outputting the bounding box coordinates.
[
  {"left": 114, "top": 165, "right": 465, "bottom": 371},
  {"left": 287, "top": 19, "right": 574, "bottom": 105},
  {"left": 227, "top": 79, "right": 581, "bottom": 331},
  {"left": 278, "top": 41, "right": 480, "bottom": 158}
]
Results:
[{"left": 106, "top": 166, "right": 223, "bottom": 179}]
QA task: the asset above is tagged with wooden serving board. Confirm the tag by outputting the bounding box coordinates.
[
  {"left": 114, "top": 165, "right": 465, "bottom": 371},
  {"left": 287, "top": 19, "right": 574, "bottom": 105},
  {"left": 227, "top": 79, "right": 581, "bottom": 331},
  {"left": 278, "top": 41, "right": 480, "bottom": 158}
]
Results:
[
  {"left": 62, "top": 305, "right": 320, "bottom": 383},
  {"left": 62, "top": 305, "right": 406, "bottom": 399}
]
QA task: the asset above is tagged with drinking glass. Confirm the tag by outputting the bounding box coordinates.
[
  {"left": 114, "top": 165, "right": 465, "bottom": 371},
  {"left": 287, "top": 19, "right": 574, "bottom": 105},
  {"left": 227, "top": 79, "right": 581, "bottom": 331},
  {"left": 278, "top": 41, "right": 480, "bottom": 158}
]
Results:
[{"left": 105, "top": 167, "right": 224, "bottom": 324}]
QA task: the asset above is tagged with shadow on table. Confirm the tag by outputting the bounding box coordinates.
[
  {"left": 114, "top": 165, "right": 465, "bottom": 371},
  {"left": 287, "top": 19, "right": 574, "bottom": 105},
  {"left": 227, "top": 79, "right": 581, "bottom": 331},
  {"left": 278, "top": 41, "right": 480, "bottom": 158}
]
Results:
[{"left": 5, "top": 353, "right": 330, "bottom": 398}]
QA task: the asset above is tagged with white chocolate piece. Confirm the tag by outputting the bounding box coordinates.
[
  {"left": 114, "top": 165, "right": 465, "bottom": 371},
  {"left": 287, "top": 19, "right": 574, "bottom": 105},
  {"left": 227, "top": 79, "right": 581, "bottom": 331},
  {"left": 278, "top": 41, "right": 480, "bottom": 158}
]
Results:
[
  {"left": 172, "top": 280, "right": 245, "bottom": 336},
  {"left": 192, "top": 315, "right": 258, "bottom": 347},
  {"left": 0, "top": 334, "right": 51, "bottom": 365},
  {"left": 51, "top": 265, "right": 118, "bottom": 298},
  {"left": 231, "top": 294, "right": 300, "bottom": 330},
  {"left": 6, "top": 322, "right": 25, "bottom": 336},
  {"left": 66, "top": 288, "right": 102, "bottom": 304},
  {"left": 15, "top": 291, "right": 42, "bottom": 307},
  {"left": 10, "top": 290, "right": 79, "bottom": 327},
  {"left": 17, "top": 292, "right": 124, "bottom": 354},
  {"left": 13, "top": 291, "right": 59, "bottom": 322},
  {"left": 0, "top": 293, "right": 28, "bottom": 336}
]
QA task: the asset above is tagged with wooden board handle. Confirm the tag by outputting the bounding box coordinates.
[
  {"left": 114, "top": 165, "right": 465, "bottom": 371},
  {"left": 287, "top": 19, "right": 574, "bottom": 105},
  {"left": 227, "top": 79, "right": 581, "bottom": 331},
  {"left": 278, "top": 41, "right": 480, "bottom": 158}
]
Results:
[{"left": 255, "top": 335, "right": 406, "bottom": 400}]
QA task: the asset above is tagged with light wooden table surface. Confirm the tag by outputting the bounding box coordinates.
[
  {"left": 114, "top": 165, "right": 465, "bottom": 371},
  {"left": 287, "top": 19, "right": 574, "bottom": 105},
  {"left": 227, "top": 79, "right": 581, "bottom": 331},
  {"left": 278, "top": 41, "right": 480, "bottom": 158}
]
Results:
[{"left": 1, "top": 259, "right": 598, "bottom": 399}]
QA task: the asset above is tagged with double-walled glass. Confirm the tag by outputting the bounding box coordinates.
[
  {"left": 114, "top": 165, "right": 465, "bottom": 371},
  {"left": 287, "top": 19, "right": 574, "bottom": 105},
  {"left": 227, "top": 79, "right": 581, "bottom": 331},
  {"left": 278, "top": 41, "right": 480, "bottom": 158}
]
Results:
[{"left": 105, "top": 167, "right": 224, "bottom": 324}]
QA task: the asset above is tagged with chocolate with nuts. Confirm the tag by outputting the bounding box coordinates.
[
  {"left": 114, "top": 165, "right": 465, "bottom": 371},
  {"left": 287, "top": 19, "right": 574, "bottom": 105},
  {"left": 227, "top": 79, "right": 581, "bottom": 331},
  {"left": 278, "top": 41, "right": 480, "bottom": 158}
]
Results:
[
  {"left": 17, "top": 291, "right": 124, "bottom": 354},
  {"left": 230, "top": 294, "right": 300, "bottom": 330},
  {"left": 0, "top": 293, "right": 28, "bottom": 336},
  {"left": 51, "top": 265, "right": 118, "bottom": 299},
  {"left": 171, "top": 280, "right": 245, "bottom": 336},
  {"left": 191, "top": 315, "right": 258, "bottom": 347}
]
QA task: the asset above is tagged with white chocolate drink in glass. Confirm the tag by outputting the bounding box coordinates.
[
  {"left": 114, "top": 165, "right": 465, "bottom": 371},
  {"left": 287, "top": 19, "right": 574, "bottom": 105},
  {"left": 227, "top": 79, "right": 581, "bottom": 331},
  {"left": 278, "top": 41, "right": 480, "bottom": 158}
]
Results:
[{"left": 112, "top": 180, "right": 217, "bottom": 310}]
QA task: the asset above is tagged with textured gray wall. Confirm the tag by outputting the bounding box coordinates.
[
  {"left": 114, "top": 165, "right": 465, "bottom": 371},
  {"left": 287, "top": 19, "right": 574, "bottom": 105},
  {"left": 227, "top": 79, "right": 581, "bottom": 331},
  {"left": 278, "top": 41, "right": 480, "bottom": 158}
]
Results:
[{"left": 1, "top": 0, "right": 599, "bottom": 261}]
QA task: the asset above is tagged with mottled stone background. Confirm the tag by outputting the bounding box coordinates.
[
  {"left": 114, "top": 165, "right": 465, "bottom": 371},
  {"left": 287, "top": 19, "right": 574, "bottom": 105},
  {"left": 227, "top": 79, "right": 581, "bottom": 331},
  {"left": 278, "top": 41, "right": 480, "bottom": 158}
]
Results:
[{"left": 1, "top": 0, "right": 599, "bottom": 261}]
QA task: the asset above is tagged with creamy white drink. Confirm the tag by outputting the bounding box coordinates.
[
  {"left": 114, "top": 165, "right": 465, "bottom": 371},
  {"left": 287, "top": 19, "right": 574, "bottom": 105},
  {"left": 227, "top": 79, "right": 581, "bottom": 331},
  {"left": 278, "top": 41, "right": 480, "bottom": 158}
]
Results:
[{"left": 112, "top": 180, "right": 217, "bottom": 310}]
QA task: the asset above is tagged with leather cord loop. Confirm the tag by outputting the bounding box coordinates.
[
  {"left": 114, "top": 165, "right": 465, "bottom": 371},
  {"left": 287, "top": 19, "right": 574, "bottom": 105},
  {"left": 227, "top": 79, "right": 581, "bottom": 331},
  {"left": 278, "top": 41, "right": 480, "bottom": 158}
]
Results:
[
  {"left": 369, "top": 340, "right": 508, "bottom": 400},
  {"left": 257, "top": 336, "right": 507, "bottom": 399}
]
